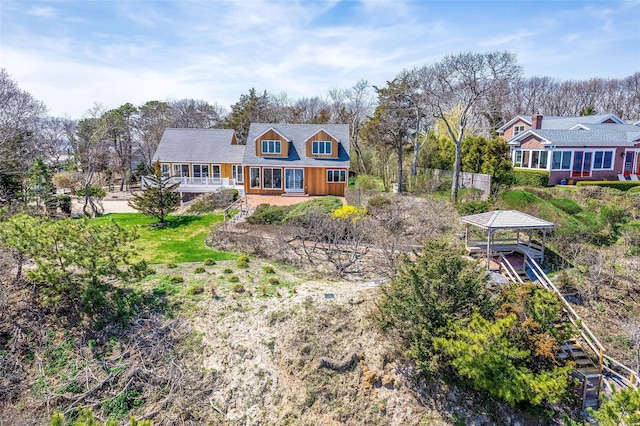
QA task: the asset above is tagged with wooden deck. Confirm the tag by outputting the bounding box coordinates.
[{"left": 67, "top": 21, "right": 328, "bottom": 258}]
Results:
[{"left": 465, "top": 239, "right": 544, "bottom": 261}]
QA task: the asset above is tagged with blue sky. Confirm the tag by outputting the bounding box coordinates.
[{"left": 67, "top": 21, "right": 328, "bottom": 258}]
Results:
[{"left": 1, "top": 0, "right": 639, "bottom": 118}]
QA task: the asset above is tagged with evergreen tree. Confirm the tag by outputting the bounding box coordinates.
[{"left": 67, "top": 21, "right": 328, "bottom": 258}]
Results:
[
  {"left": 26, "top": 156, "right": 55, "bottom": 214},
  {"left": 590, "top": 387, "right": 640, "bottom": 425},
  {"left": 434, "top": 312, "right": 572, "bottom": 406},
  {"left": 128, "top": 163, "right": 180, "bottom": 223},
  {"left": 375, "top": 240, "right": 492, "bottom": 373}
]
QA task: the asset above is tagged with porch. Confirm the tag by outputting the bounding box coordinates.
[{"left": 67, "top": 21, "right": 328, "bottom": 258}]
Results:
[{"left": 142, "top": 176, "right": 244, "bottom": 194}]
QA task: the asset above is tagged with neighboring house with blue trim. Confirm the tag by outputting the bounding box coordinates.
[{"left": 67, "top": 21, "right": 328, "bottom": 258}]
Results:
[{"left": 499, "top": 114, "right": 640, "bottom": 184}]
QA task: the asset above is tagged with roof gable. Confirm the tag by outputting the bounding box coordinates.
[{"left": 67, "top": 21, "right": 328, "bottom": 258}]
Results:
[
  {"left": 305, "top": 128, "right": 340, "bottom": 143},
  {"left": 243, "top": 123, "right": 350, "bottom": 168},
  {"left": 508, "top": 129, "right": 553, "bottom": 146},
  {"left": 497, "top": 115, "right": 531, "bottom": 133},
  {"left": 253, "top": 127, "right": 289, "bottom": 143}
]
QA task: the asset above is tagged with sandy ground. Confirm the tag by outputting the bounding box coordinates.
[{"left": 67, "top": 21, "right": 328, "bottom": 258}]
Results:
[
  {"left": 245, "top": 194, "right": 345, "bottom": 209},
  {"left": 71, "top": 191, "right": 137, "bottom": 214},
  {"left": 72, "top": 191, "right": 346, "bottom": 215}
]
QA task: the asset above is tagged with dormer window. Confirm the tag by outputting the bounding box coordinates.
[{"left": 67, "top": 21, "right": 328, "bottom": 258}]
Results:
[
  {"left": 312, "top": 141, "right": 332, "bottom": 155},
  {"left": 261, "top": 140, "right": 281, "bottom": 154},
  {"left": 513, "top": 125, "right": 526, "bottom": 136}
]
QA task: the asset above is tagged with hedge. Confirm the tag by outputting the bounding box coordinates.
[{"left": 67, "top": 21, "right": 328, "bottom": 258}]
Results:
[
  {"left": 513, "top": 170, "right": 549, "bottom": 187},
  {"left": 575, "top": 181, "right": 640, "bottom": 191}
]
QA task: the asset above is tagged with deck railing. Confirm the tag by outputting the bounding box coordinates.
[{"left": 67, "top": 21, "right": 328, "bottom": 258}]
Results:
[
  {"left": 467, "top": 238, "right": 543, "bottom": 256},
  {"left": 499, "top": 253, "right": 523, "bottom": 283},
  {"left": 223, "top": 197, "right": 245, "bottom": 222},
  {"left": 167, "top": 176, "right": 238, "bottom": 187},
  {"left": 525, "top": 258, "right": 638, "bottom": 401}
]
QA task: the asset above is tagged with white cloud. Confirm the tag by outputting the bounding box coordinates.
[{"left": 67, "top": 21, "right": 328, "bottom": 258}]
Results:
[
  {"left": 479, "top": 30, "right": 535, "bottom": 47},
  {"left": 27, "top": 6, "right": 57, "bottom": 18},
  {"left": 2, "top": 0, "right": 638, "bottom": 117}
]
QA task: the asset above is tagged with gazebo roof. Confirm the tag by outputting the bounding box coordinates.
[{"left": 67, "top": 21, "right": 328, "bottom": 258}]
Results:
[{"left": 460, "top": 210, "right": 554, "bottom": 231}]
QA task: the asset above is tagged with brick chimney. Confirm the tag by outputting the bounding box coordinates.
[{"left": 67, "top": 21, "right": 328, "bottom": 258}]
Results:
[{"left": 532, "top": 113, "right": 543, "bottom": 129}]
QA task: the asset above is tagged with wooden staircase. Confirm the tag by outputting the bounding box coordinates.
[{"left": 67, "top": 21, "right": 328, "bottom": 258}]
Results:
[
  {"left": 558, "top": 339, "right": 602, "bottom": 409},
  {"left": 499, "top": 254, "right": 604, "bottom": 410}
]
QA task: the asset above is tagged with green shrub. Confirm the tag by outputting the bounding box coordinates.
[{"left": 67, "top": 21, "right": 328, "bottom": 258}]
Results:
[
  {"left": 282, "top": 196, "right": 343, "bottom": 222},
  {"left": 263, "top": 265, "right": 275, "bottom": 274},
  {"left": 232, "top": 283, "right": 244, "bottom": 292},
  {"left": 549, "top": 198, "right": 582, "bottom": 214},
  {"left": 223, "top": 268, "right": 233, "bottom": 274},
  {"left": 127, "top": 260, "right": 156, "bottom": 280},
  {"left": 188, "top": 284, "right": 204, "bottom": 295},
  {"left": 166, "top": 263, "right": 178, "bottom": 269},
  {"left": 576, "top": 181, "right": 640, "bottom": 191},
  {"left": 229, "top": 275, "right": 240, "bottom": 283},
  {"left": 76, "top": 186, "right": 107, "bottom": 198},
  {"left": 600, "top": 204, "right": 627, "bottom": 229},
  {"left": 458, "top": 187, "right": 484, "bottom": 202},
  {"left": 169, "top": 275, "right": 184, "bottom": 284},
  {"left": 367, "top": 195, "right": 391, "bottom": 210},
  {"left": 246, "top": 204, "right": 291, "bottom": 225},
  {"left": 204, "top": 258, "right": 216, "bottom": 266},
  {"left": 194, "top": 266, "right": 206, "bottom": 274},
  {"left": 628, "top": 186, "right": 640, "bottom": 193},
  {"left": 456, "top": 201, "right": 491, "bottom": 215},
  {"left": 237, "top": 255, "right": 250, "bottom": 268},
  {"left": 621, "top": 223, "right": 640, "bottom": 248},
  {"left": 498, "top": 190, "right": 541, "bottom": 208},
  {"left": 57, "top": 195, "right": 72, "bottom": 215},
  {"left": 268, "top": 277, "right": 280, "bottom": 285},
  {"left": 513, "top": 170, "right": 549, "bottom": 186},
  {"left": 355, "top": 175, "right": 380, "bottom": 191}
]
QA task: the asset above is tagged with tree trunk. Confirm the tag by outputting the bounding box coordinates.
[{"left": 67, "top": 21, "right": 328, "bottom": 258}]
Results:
[
  {"left": 412, "top": 136, "right": 420, "bottom": 177},
  {"left": 351, "top": 130, "right": 367, "bottom": 174},
  {"left": 397, "top": 142, "right": 404, "bottom": 193},
  {"left": 451, "top": 139, "right": 462, "bottom": 202}
]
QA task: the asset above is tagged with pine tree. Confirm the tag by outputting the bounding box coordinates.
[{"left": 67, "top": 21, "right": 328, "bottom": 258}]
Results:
[{"left": 128, "top": 163, "right": 180, "bottom": 223}]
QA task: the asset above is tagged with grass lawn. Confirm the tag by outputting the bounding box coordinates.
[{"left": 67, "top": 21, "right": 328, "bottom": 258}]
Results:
[{"left": 93, "top": 213, "right": 237, "bottom": 264}]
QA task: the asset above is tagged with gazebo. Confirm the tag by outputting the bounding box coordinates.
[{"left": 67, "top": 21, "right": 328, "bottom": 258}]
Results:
[{"left": 460, "top": 210, "right": 554, "bottom": 268}]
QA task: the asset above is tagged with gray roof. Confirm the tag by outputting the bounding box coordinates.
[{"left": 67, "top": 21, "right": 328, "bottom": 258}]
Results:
[
  {"left": 461, "top": 210, "right": 554, "bottom": 230},
  {"left": 152, "top": 128, "right": 245, "bottom": 163},
  {"left": 498, "top": 113, "right": 624, "bottom": 133},
  {"left": 243, "top": 123, "right": 350, "bottom": 167},
  {"left": 509, "top": 125, "right": 640, "bottom": 147}
]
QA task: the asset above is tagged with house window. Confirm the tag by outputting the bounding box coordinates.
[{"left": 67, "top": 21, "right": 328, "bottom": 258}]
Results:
[
  {"left": 262, "top": 168, "right": 282, "bottom": 189},
  {"left": 211, "top": 164, "right": 221, "bottom": 179},
  {"left": 232, "top": 165, "right": 243, "bottom": 183},
  {"left": 327, "top": 170, "right": 346, "bottom": 183},
  {"left": 514, "top": 151, "right": 522, "bottom": 167},
  {"left": 513, "top": 125, "right": 526, "bottom": 136},
  {"left": 160, "top": 164, "right": 170, "bottom": 178},
  {"left": 513, "top": 149, "right": 548, "bottom": 169},
  {"left": 312, "top": 141, "right": 332, "bottom": 155},
  {"left": 250, "top": 167, "right": 260, "bottom": 189},
  {"left": 193, "top": 164, "right": 210, "bottom": 182},
  {"left": 551, "top": 151, "right": 572, "bottom": 170},
  {"left": 261, "top": 140, "right": 281, "bottom": 154},
  {"left": 592, "top": 151, "right": 614, "bottom": 170},
  {"left": 173, "top": 164, "right": 190, "bottom": 177}
]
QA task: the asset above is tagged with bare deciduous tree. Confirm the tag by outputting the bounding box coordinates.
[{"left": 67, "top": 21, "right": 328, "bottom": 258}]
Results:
[
  {"left": 328, "top": 80, "right": 375, "bottom": 174},
  {"left": 418, "top": 52, "right": 522, "bottom": 200}
]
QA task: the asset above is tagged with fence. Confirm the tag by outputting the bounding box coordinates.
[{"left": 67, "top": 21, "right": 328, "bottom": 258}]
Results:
[{"left": 424, "top": 169, "right": 492, "bottom": 200}]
